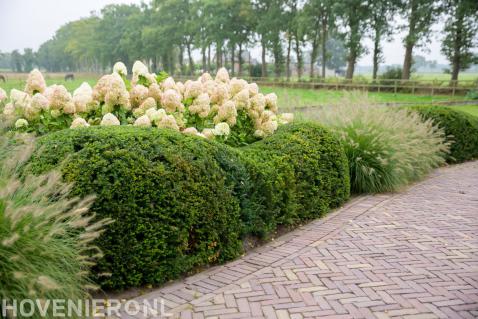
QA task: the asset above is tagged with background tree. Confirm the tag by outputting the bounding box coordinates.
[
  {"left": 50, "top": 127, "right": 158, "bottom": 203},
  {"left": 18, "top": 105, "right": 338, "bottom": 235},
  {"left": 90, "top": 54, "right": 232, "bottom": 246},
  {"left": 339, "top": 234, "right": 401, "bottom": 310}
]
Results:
[
  {"left": 441, "top": 0, "right": 478, "bottom": 81},
  {"left": 304, "top": 0, "right": 335, "bottom": 78},
  {"left": 401, "top": 0, "right": 442, "bottom": 80},
  {"left": 369, "top": 0, "right": 399, "bottom": 79},
  {"left": 336, "top": 0, "right": 371, "bottom": 79}
]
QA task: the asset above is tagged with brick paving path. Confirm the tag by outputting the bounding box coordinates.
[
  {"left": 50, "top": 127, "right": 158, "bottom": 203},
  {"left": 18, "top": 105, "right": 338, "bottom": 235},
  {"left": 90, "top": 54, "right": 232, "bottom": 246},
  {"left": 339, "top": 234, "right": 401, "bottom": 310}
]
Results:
[{"left": 116, "top": 161, "right": 478, "bottom": 319}]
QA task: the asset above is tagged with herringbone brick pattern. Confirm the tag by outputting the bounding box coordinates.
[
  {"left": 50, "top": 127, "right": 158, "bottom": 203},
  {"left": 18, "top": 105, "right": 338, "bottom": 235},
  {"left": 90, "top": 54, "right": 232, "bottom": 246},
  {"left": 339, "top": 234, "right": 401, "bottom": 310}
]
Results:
[{"left": 114, "top": 161, "right": 478, "bottom": 318}]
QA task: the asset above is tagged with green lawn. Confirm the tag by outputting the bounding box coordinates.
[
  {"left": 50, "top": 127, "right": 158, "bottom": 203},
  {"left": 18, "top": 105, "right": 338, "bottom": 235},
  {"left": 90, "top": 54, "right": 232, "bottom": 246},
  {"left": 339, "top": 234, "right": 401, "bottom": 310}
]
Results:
[{"left": 261, "top": 86, "right": 472, "bottom": 109}]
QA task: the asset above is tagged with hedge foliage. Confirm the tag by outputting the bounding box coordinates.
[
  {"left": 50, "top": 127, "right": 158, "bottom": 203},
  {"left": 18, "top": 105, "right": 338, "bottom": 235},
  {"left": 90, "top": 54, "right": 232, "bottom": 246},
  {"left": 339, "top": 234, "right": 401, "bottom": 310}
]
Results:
[
  {"left": 26, "top": 123, "right": 350, "bottom": 289},
  {"left": 411, "top": 106, "right": 478, "bottom": 163}
]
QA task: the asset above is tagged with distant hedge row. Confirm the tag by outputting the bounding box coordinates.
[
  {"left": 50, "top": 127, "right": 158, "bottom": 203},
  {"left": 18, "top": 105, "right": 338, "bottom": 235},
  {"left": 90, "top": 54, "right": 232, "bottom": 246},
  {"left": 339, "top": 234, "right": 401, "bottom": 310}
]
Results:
[
  {"left": 410, "top": 106, "right": 478, "bottom": 163},
  {"left": 26, "top": 123, "right": 350, "bottom": 289}
]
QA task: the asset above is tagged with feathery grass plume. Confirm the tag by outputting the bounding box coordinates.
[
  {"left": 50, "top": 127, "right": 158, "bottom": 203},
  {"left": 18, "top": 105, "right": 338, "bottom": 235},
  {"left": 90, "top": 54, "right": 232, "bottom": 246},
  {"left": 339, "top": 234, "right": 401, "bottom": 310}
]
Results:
[
  {"left": 0, "top": 135, "right": 112, "bottom": 319},
  {"left": 306, "top": 92, "right": 450, "bottom": 193}
]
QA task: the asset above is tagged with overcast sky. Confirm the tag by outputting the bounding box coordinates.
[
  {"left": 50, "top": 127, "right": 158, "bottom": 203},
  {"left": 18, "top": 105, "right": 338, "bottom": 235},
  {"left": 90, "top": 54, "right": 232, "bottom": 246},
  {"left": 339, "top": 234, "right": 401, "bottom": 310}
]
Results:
[{"left": 0, "top": 0, "right": 450, "bottom": 66}]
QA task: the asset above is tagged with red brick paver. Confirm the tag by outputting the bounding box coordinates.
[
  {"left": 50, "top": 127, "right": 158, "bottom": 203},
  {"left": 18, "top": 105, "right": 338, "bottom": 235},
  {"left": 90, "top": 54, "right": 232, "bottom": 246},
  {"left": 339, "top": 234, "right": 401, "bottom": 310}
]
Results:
[{"left": 115, "top": 162, "right": 478, "bottom": 318}]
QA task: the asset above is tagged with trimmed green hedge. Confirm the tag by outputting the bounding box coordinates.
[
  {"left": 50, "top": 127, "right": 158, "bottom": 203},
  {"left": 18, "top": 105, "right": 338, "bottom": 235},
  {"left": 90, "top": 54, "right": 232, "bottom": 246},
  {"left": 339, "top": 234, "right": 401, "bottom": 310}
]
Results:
[
  {"left": 27, "top": 123, "right": 350, "bottom": 289},
  {"left": 411, "top": 106, "right": 478, "bottom": 163},
  {"left": 241, "top": 123, "right": 350, "bottom": 236}
]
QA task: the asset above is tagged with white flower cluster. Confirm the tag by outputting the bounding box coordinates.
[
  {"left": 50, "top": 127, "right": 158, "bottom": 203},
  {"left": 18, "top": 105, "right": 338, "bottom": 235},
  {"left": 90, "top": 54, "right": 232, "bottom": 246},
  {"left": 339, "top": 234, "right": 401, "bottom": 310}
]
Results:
[{"left": 2, "top": 62, "right": 293, "bottom": 143}]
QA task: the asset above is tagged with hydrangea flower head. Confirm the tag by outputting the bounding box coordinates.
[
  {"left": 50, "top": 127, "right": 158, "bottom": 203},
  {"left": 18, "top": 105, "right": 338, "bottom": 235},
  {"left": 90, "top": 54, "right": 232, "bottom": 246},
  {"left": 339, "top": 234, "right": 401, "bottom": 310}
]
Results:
[
  {"left": 134, "top": 115, "right": 152, "bottom": 127},
  {"left": 213, "top": 122, "right": 230, "bottom": 136},
  {"left": 113, "top": 62, "right": 128, "bottom": 76},
  {"left": 215, "top": 68, "right": 230, "bottom": 83},
  {"left": 0, "top": 87, "right": 7, "bottom": 102},
  {"left": 73, "top": 82, "right": 93, "bottom": 113},
  {"left": 25, "top": 69, "right": 46, "bottom": 95},
  {"left": 70, "top": 117, "right": 90, "bottom": 128},
  {"left": 15, "top": 118, "right": 28, "bottom": 128},
  {"left": 100, "top": 113, "right": 120, "bottom": 126}
]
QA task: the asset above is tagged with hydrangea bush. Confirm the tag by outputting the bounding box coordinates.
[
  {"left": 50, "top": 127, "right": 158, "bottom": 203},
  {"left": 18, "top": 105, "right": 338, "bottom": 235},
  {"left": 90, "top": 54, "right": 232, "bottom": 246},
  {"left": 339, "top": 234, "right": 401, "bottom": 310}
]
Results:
[{"left": 1, "top": 62, "right": 293, "bottom": 146}]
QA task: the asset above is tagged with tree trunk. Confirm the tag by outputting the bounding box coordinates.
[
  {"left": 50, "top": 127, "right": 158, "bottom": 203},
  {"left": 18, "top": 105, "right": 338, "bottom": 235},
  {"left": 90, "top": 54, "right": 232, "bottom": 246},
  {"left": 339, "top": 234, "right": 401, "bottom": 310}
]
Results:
[
  {"left": 261, "top": 38, "right": 267, "bottom": 77},
  {"left": 202, "top": 46, "right": 206, "bottom": 72},
  {"left": 345, "top": 50, "right": 356, "bottom": 79},
  {"left": 372, "top": 28, "right": 381, "bottom": 80},
  {"left": 207, "top": 44, "right": 211, "bottom": 72},
  {"left": 231, "top": 43, "right": 235, "bottom": 76},
  {"left": 187, "top": 42, "right": 194, "bottom": 75},
  {"left": 216, "top": 42, "right": 222, "bottom": 70},
  {"left": 238, "top": 43, "right": 243, "bottom": 76},
  {"left": 178, "top": 46, "right": 185, "bottom": 75},
  {"left": 451, "top": 14, "right": 464, "bottom": 82},
  {"left": 402, "top": 43, "right": 413, "bottom": 80},
  {"left": 310, "top": 37, "right": 318, "bottom": 79},
  {"left": 321, "top": 16, "right": 328, "bottom": 78},
  {"left": 294, "top": 36, "right": 302, "bottom": 80},
  {"left": 286, "top": 35, "right": 292, "bottom": 81}
]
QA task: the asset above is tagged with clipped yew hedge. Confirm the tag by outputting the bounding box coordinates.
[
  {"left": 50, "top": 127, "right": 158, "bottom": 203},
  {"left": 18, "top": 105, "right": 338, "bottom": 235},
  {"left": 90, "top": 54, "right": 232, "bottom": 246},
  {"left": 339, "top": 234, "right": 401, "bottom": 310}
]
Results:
[
  {"left": 26, "top": 123, "right": 350, "bottom": 289},
  {"left": 410, "top": 106, "right": 478, "bottom": 163}
]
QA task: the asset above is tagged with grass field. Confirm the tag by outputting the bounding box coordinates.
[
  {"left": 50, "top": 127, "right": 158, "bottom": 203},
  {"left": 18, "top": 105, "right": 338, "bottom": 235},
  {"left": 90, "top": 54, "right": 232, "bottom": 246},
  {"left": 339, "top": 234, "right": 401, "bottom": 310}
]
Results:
[
  {"left": 1, "top": 76, "right": 476, "bottom": 116},
  {"left": 261, "top": 86, "right": 472, "bottom": 109}
]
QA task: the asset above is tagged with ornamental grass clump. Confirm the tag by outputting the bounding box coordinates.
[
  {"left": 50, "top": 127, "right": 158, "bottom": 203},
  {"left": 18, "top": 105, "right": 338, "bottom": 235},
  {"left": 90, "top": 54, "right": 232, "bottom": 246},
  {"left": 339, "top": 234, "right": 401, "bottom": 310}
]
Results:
[
  {"left": 308, "top": 93, "right": 450, "bottom": 193},
  {"left": 0, "top": 136, "right": 111, "bottom": 319}
]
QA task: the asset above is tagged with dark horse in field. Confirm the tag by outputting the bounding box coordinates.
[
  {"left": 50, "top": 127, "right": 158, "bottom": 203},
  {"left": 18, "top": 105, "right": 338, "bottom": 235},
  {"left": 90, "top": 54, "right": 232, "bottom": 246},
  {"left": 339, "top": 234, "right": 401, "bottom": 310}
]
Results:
[
  {"left": 64, "top": 73, "right": 75, "bottom": 81},
  {"left": 0, "top": 74, "right": 5, "bottom": 82}
]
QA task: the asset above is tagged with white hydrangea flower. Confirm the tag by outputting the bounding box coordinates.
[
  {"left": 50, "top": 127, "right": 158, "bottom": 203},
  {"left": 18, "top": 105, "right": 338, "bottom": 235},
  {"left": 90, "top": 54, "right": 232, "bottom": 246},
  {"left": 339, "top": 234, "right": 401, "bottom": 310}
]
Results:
[
  {"left": 213, "top": 122, "right": 230, "bottom": 136},
  {"left": 184, "top": 80, "right": 202, "bottom": 99},
  {"left": 182, "top": 127, "right": 199, "bottom": 135},
  {"left": 140, "top": 97, "right": 157, "bottom": 110},
  {"left": 198, "top": 72, "right": 213, "bottom": 83},
  {"left": 229, "top": 78, "right": 248, "bottom": 96},
  {"left": 100, "top": 113, "right": 120, "bottom": 126},
  {"left": 250, "top": 93, "right": 266, "bottom": 113},
  {"left": 134, "top": 115, "right": 152, "bottom": 127},
  {"left": 31, "top": 93, "right": 49, "bottom": 111},
  {"left": 44, "top": 85, "right": 72, "bottom": 111},
  {"left": 248, "top": 83, "right": 259, "bottom": 96},
  {"left": 10, "top": 89, "right": 30, "bottom": 109},
  {"left": 70, "top": 117, "right": 90, "bottom": 128},
  {"left": 0, "top": 87, "right": 7, "bottom": 102},
  {"left": 132, "top": 60, "right": 149, "bottom": 84},
  {"left": 24, "top": 69, "right": 46, "bottom": 95},
  {"left": 234, "top": 88, "right": 250, "bottom": 110},
  {"left": 265, "top": 93, "right": 278, "bottom": 113},
  {"left": 157, "top": 114, "right": 179, "bottom": 131},
  {"left": 161, "top": 89, "right": 183, "bottom": 113},
  {"left": 15, "top": 118, "right": 28, "bottom": 128},
  {"left": 73, "top": 82, "right": 93, "bottom": 113},
  {"left": 63, "top": 101, "right": 76, "bottom": 114},
  {"left": 148, "top": 83, "right": 162, "bottom": 103},
  {"left": 161, "top": 77, "right": 176, "bottom": 91},
  {"left": 261, "top": 120, "right": 278, "bottom": 135},
  {"left": 278, "top": 113, "right": 294, "bottom": 124},
  {"left": 23, "top": 104, "right": 40, "bottom": 120},
  {"left": 104, "top": 73, "right": 131, "bottom": 110},
  {"left": 113, "top": 62, "right": 128, "bottom": 76},
  {"left": 254, "top": 129, "right": 266, "bottom": 138},
  {"left": 3, "top": 103, "right": 15, "bottom": 116},
  {"left": 133, "top": 108, "right": 145, "bottom": 118},
  {"left": 202, "top": 128, "right": 215, "bottom": 139},
  {"left": 214, "top": 100, "right": 237, "bottom": 125},
  {"left": 175, "top": 81, "right": 185, "bottom": 94},
  {"left": 130, "top": 85, "right": 149, "bottom": 107},
  {"left": 215, "top": 67, "right": 230, "bottom": 83},
  {"left": 210, "top": 82, "right": 230, "bottom": 104},
  {"left": 189, "top": 93, "right": 211, "bottom": 118}
]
